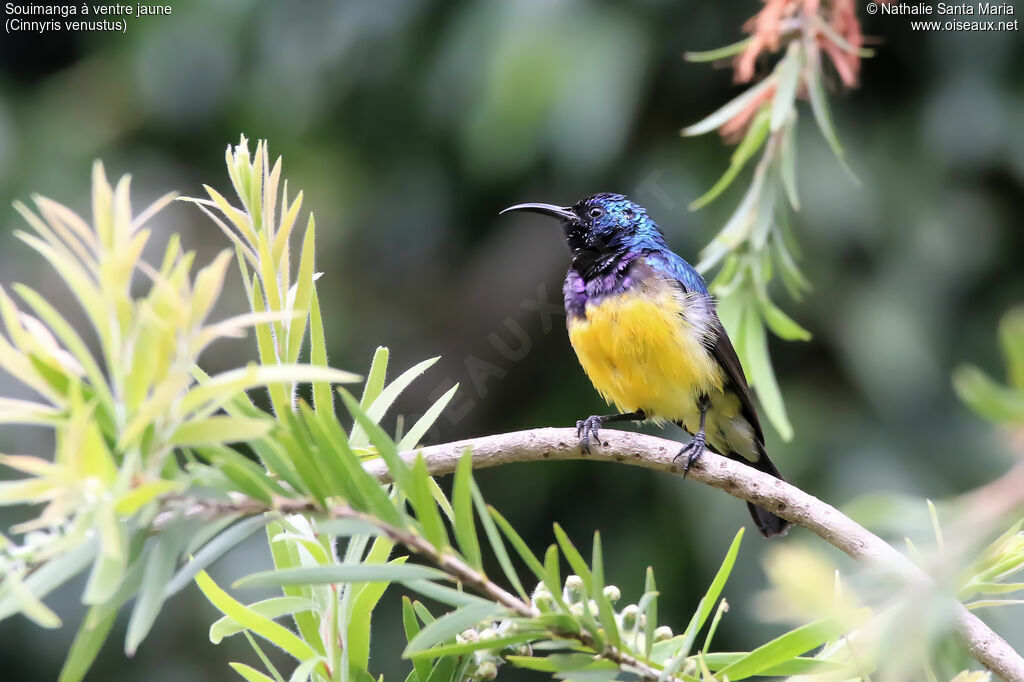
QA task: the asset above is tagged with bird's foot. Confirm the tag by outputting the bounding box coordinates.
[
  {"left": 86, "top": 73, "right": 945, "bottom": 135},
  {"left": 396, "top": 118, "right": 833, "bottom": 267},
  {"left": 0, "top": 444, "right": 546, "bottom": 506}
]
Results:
[
  {"left": 576, "top": 415, "right": 604, "bottom": 454},
  {"left": 674, "top": 432, "right": 707, "bottom": 477}
]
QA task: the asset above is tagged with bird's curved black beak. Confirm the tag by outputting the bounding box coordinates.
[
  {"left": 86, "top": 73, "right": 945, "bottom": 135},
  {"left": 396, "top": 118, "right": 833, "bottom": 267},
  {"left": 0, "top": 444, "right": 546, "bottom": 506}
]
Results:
[{"left": 499, "top": 202, "right": 576, "bottom": 222}]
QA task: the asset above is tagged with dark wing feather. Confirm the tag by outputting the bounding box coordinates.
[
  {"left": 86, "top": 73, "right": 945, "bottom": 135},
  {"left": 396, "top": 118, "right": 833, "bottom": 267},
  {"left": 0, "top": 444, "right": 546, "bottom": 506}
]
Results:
[{"left": 706, "top": 313, "right": 764, "bottom": 445}]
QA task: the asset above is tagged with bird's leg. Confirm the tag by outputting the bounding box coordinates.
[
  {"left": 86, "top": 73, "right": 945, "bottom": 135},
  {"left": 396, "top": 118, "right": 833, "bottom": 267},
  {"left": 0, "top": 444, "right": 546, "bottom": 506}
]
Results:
[
  {"left": 674, "top": 394, "right": 710, "bottom": 477},
  {"left": 576, "top": 409, "right": 646, "bottom": 453}
]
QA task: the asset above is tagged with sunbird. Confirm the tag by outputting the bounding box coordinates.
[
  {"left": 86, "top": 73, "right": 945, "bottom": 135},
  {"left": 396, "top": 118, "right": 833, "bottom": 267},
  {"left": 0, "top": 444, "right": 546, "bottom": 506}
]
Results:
[{"left": 502, "top": 193, "right": 789, "bottom": 537}]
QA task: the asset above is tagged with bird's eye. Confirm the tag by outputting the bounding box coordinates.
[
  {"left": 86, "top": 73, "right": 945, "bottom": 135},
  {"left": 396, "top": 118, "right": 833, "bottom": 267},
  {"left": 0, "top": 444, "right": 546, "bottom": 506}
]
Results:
[
  {"left": 623, "top": 209, "right": 634, "bottom": 220},
  {"left": 589, "top": 207, "right": 604, "bottom": 219}
]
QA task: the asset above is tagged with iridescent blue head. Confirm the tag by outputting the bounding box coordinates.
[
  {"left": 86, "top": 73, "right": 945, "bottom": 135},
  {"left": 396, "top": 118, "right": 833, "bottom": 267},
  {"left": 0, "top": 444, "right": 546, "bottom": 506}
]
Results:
[{"left": 501, "top": 193, "right": 668, "bottom": 274}]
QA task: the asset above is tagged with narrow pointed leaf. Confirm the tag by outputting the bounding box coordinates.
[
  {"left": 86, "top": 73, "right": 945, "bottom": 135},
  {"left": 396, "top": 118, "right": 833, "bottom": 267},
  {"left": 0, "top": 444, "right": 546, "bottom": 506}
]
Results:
[
  {"left": 403, "top": 602, "right": 505, "bottom": 656},
  {"left": 235, "top": 564, "right": 448, "bottom": 589}
]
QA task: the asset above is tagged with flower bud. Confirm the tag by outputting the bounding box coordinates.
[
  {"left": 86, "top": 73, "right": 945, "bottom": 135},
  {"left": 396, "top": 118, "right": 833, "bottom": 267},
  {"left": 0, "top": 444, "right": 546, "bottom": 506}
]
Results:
[
  {"left": 532, "top": 588, "right": 555, "bottom": 612},
  {"left": 654, "top": 625, "right": 673, "bottom": 641},
  {"left": 564, "top": 575, "right": 584, "bottom": 604},
  {"left": 603, "top": 585, "right": 621, "bottom": 603},
  {"left": 477, "top": 661, "right": 498, "bottom": 680},
  {"left": 620, "top": 604, "right": 639, "bottom": 631}
]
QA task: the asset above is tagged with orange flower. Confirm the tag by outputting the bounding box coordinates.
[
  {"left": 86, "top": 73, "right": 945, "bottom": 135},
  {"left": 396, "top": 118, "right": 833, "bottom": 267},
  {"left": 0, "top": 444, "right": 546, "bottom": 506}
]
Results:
[{"left": 734, "top": 0, "right": 867, "bottom": 88}]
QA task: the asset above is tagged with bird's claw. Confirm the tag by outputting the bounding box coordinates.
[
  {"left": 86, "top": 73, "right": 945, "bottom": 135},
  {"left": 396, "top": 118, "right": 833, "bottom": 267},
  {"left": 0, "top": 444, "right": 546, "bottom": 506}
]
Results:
[
  {"left": 674, "top": 432, "right": 706, "bottom": 477},
  {"left": 576, "top": 415, "right": 603, "bottom": 453}
]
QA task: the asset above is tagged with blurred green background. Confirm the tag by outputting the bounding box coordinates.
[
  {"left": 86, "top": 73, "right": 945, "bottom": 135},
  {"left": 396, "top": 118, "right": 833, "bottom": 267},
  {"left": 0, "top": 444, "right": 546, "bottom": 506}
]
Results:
[{"left": 1, "top": 0, "right": 1022, "bottom": 679}]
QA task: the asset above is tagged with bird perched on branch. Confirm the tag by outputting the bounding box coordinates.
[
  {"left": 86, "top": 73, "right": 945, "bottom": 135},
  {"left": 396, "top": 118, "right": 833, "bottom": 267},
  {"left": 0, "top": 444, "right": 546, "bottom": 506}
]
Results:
[{"left": 501, "top": 193, "right": 788, "bottom": 537}]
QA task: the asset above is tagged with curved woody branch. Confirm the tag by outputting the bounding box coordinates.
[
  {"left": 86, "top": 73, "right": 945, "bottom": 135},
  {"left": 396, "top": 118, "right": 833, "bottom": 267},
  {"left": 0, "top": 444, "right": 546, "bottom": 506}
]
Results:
[{"left": 353, "top": 428, "right": 1024, "bottom": 682}]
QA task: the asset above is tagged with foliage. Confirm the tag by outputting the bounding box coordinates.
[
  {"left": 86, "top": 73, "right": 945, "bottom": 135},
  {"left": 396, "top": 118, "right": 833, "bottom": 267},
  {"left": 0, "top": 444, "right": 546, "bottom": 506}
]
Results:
[
  {"left": 682, "top": 0, "right": 872, "bottom": 440},
  {"left": 0, "top": 140, "right": 889, "bottom": 682},
  {"left": 953, "top": 308, "right": 1024, "bottom": 425},
  {"left": 0, "top": 139, "right": 1008, "bottom": 682}
]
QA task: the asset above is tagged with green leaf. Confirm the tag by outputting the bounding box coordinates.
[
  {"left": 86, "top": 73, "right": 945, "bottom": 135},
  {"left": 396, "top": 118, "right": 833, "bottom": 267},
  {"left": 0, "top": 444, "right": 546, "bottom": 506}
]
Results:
[
  {"left": 684, "top": 37, "right": 753, "bottom": 62},
  {"left": 964, "top": 582, "right": 1024, "bottom": 597},
  {"left": 489, "top": 506, "right": 548, "bottom": 584},
  {"left": 683, "top": 76, "right": 777, "bottom": 137},
  {"left": 451, "top": 451, "right": 483, "bottom": 570},
  {"left": 689, "top": 108, "right": 770, "bottom": 211},
  {"left": 805, "top": 64, "right": 858, "bottom": 183},
  {"left": 230, "top": 663, "right": 276, "bottom": 682},
  {"left": 320, "top": 418, "right": 406, "bottom": 528},
  {"left": 249, "top": 277, "right": 290, "bottom": 416},
  {"left": 0, "top": 397, "right": 62, "bottom": 426},
  {"left": 758, "top": 296, "right": 811, "bottom": 342},
  {"left": 703, "top": 598, "right": 729, "bottom": 653},
  {"left": 287, "top": 656, "right": 328, "bottom": 682},
  {"left": 966, "top": 599, "right": 1024, "bottom": 610},
  {"left": 642, "top": 567, "right": 657, "bottom": 657},
  {"left": 404, "top": 579, "right": 495, "bottom": 608},
  {"left": 770, "top": 44, "right": 802, "bottom": 132},
  {"left": 472, "top": 480, "right": 527, "bottom": 600},
  {"left": 82, "top": 517, "right": 128, "bottom": 605},
  {"left": 0, "top": 537, "right": 95, "bottom": 620},
  {"left": 403, "top": 597, "right": 432, "bottom": 682},
  {"left": 359, "top": 346, "right": 389, "bottom": 409},
  {"left": 114, "top": 480, "right": 183, "bottom": 517},
  {"left": 351, "top": 356, "right": 440, "bottom": 448},
  {"left": 169, "top": 416, "right": 274, "bottom": 446},
  {"left": 552, "top": 524, "right": 593, "bottom": 591},
  {"left": 239, "top": 631, "right": 289, "bottom": 682},
  {"left": 953, "top": 366, "right": 1024, "bottom": 423},
  {"left": 779, "top": 117, "right": 800, "bottom": 211},
  {"left": 235, "top": 564, "right": 449, "bottom": 589},
  {"left": 506, "top": 654, "right": 618, "bottom": 673},
  {"left": 262, "top": 522, "right": 324, "bottom": 659},
  {"left": 695, "top": 528, "right": 744, "bottom": 634},
  {"left": 715, "top": 613, "right": 866, "bottom": 680},
  {"left": 59, "top": 606, "right": 117, "bottom": 682},
  {"left": 403, "top": 602, "right": 505, "bottom": 656},
  {"left": 741, "top": 302, "right": 793, "bottom": 440},
  {"left": 407, "top": 632, "right": 538, "bottom": 659},
  {"left": 590, "top": 533, "right": 621, "bottom": 650},
  {"left": 314, "top": 519, "right": 382, "bottom": 537},
  {"left": 197, "top": 445, "right": 285, "bottom": 504},
  {"left": 427, "top": 472, "right": 455, "bottom": 525},
  {"left": 180, "top": 364, "right": 360, "bottom": 415},
  {"left": 341, "top": 389, "right": 411, "bottom": 482},
  {"left": 424, "top": 656, "right": 459, "bottom": 682},
  {"left": 194, "top": 569, "right": 320, "bottom": 664},
  {"left": 346, "top": 536, "right": 399, "bottom": 670},
  {"left": 408, "top": 453, "right": 448, "bottom": 550},
  {"left": 308, "top": 289, "right": 334, "bottom": 413},
  {"left": 286, "top": 215, "right": 316, "bottom": 363},
  {"left": 285, "top": 405, "right": 342, "bottom": 504},
  {"left": 166, "top": 516, "right": 268, "bottom": 597},
  {"left": 774, "top": 238, "right": 811, "bottom": 301},
  {"left": 999, "top": 308, "right": 1024, "bottom": 389},
  {"left": 126, "top": 523, "right": 186, "bottom": 655},
  {"left": 5, "top": 571, "right": 61, "bottom": 628},
  {"left": 398, "top": 383, "right": 458, "bottom": 451},
  {"left": 12, "top": 284, "right": 114, "bottom": 412},
  {"left": 695, "top": 171, "right": 764, "bottom": 274},
  {"left": 211, "top": 597, "right": 319, "bottom": 643}
]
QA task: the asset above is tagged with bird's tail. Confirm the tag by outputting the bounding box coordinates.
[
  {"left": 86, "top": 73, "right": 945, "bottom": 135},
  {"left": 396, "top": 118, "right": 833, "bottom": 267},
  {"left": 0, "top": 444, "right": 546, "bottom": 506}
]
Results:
[{"left": 742, "top": 444, "right": 789, "bottom": 538}]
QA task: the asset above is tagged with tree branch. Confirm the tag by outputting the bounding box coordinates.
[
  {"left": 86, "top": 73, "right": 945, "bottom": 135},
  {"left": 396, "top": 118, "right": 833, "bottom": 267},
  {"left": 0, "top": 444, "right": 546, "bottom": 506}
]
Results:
[
  {"left": 371, "top": 427, "right": 1024, "bottom": 682},
  {"left": 181, "top": 494, "right": 679, "bottom": 681}
]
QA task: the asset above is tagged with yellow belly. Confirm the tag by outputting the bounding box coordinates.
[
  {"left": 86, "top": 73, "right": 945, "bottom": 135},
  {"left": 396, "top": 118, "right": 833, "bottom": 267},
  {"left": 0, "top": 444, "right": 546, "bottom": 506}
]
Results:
[{"left": 567, "top": 287, "right": 724, "bottom": 422}]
